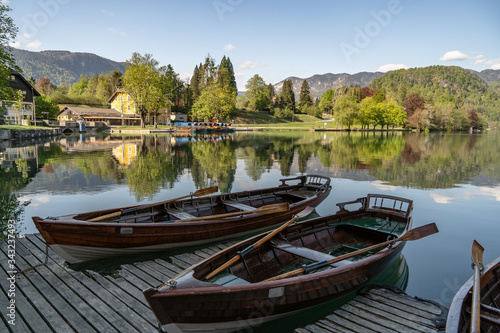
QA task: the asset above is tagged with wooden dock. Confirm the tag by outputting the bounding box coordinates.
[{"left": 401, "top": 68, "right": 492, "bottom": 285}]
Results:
[
  {"left": 0, "top": 233, "right": 236, "bottom": 333},
  {"left": 295, "top": 284, "right": 448, "bottom": 333},
  {"left": 2, "top": 234, "right": 448, "bottom": 333}
]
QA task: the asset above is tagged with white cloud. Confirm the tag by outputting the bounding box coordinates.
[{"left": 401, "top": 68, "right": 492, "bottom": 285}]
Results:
[
  {"left": 26, "top": 39, "right": 42, "bottom": 49},
  {"left": 224, "top": 43, "right": 235, "bottom": 51},
  {"left": 475, "top": 54, "right": 500, "bottom": 70},
  {"left": 440, "top": 50, "right": 470, "bottom": 61},
  {"left": 8, "top": 41, "right": 22, "bottom": 48},
  {"left": 370, "top": 180, "right": 398, "bottom": 191},
  {"left": 234, "top": 72, "right": 245, "bottom": 77},
  {"left": 237, "top": 61, "right": 264, "bottom": 70},
  {"left": 377, "top": 64, "right": 409, "bottom": 73},
  {"left": 430, "top": 192, "right": 454, "bottom": 204},
  {"left": 1, "top": 0, "right": 10, "bottom": 4},
  {"left": 178, "top": 72, "right": 191, "bottom": 82}
]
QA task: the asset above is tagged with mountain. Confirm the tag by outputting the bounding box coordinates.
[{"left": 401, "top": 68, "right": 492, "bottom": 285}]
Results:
[
  {"left": 369, "top": 65, "right": 500, "bottom": 121},
  {"left": 275, "top": 68, "right": 500, "bottom": 100},
  {"left": 10, "top": 48, "right": 126, "bottom": 86},
  {"left": 470, "top": 69, "right": 500, "bottom": 84},
  {"left": 274, "top": 72, "right": 386, "bottom": 100}
]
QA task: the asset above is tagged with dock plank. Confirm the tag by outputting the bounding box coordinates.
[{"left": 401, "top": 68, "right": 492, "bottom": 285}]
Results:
[
  {"left": 295, "top": 285, "right": 447, "bottom": 333},
  {"left": 0, "top": 234, "right": 251, "bottom": 333}
]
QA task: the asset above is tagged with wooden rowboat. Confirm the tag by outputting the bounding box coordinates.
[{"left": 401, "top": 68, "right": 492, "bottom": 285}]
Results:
[
  {"left": 144, "top": 194, "right": 436, "bottom": 333},
  {"left": 33, "top": 175, "right": 331, "bottom": 263},
  {"left": 446, "top": 242, "right": 500, "bottom": 333}
]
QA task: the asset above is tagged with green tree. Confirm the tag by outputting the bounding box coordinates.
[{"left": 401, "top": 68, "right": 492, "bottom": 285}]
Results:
[
  {"left": 0, "top": 3, "right": 18, "bottom": 102},
  {"left": 334, "top": 95, "right": 359, "bottom": 130},
  {"left": 299, "top": 80, "right": 313, "bottom": 110},
  {"left": 280, "top": 79, "right": 295, "bottom": 112},
  {"left": 123, "top": 53, "right": 162, "bottom": 128},
  {"left": 218, "top": 56, "right": 237, "bottom": 94},
  {"left": 319, "top": 89, "right": 334, "bottom": 114},
  {"left": 191, "top": 81, "right": 235, "bottom": 121},
  {"left": 245, "top": 74, "right": 269, "bottom": 111},
  {"left": 35, "top": 95, "right": 59, "bottom": 120}
]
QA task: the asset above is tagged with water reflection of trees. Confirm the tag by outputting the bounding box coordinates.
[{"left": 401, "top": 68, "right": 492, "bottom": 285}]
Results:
[{"left": 6, "top": 131, "right": 499, "bottom": 204}]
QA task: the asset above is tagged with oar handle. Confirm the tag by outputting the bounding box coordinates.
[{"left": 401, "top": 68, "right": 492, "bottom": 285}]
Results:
[
  {"left": 205, "top": 208, "right": 311, "bottom": 280},
  {"left": 86, "top": 188, "right": 218, "bottom": 222},
  {"left": 88, "top": 210, "right": 126, "bottom": 222},
  {"left": 265, "top": 223, "right": 439, "bottom": 282},
  {"left": 205, "top": 255, "right": 241, "bottom": 280}
]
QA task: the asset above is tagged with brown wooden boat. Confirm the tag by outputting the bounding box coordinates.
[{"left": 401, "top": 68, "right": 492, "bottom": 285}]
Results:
[
  {"left": 446, "top": 242, "right": 500, "bottom": 333},
  {"left": 144, "top": 194, "right": 436, "bottom": 333},
  {"left": 33, "top": 175, "right": 331, "bottom": 263}
]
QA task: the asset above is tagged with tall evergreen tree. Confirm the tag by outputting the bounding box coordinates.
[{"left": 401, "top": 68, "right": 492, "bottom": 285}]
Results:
[
  {"left": 299, "top": 80, "right": 313, "bottom": 110},
  {"left": 266, "top": 84, "right": 275, "bottom": 101},
  {"left": 280, "top": 79, "right": 295, "bottom": 111},
  {"left": 190, "top": 65, "right": 200, "bottom": 101},
  {"left": 218, "top": 56, "right": 237, "bottom": 94}
]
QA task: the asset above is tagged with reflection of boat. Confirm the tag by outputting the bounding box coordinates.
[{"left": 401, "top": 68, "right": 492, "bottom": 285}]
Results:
[
  {"left": 170, "top": 132, "right": 232, "bottom": 145},
  {"left": 143, "top": 194, "right": 420, "bottom": 333},
  {"left": 172, "top": 121, "right": 234, "bottom": 133},
  {"left": 446, "top": 243, "right": 500, "bottom": 333},
  {"left": 33, "top": 175, "right": 331, "bottom": 263}
]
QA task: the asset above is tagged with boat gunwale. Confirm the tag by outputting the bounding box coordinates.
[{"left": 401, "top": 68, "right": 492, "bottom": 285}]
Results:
[
  {"left": 150, "top": 197, "right": 413, "bottom": 295},
  {"left": 446, "top": 255, "right": 500, "bottom": 333},
  {"left": 33, "top": 175, "right": 331, "bottom": 225}
]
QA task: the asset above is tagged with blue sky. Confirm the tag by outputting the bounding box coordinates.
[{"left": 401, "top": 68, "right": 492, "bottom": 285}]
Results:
[{"left": 6, "top": 0, "right": 500, "bottom": 90}]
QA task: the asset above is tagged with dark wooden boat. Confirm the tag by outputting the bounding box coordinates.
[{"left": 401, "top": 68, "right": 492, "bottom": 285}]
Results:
[
  {"left": 33, "top": 175, "right": 331, "bottom": 263},
  {"left": 447, "top": 243, "right": 500, "bottom": 333},
  {"left": 144, "top": 194, "right": 430, "bottom": 333}
]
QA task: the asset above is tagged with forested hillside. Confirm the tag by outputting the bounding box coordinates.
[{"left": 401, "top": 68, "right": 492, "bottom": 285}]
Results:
[
  {"left": 369, "top": 66, "right": 500, "bottom": 124},
  {"left": 11, "top": 48, "right": 126, "bottom": 86}
]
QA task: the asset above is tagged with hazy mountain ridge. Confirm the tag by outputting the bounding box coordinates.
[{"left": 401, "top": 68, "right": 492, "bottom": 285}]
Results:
[
  {"left": 11, "top": 48, "right": 126, "bottom": 86},
  {"left": 275, "top": 68, "right": 500, "bottom": 100},
  {"left": 10, "top": 48, "right": 500, "bottom": 99}
]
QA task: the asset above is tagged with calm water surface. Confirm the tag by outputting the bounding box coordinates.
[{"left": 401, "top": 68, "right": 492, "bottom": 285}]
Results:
[{"left": 2, "top": 130, "right": 499, "bottom": 330}]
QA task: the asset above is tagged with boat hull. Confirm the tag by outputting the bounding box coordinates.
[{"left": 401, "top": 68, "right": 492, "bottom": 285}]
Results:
[
  {"left": 144, "top": 194, "right": 415, "bottom": 332},
  {"left": 33, "top": 175, "right": 331, "bottom": 263},
  {"left": 147, "top": 247, "right": 404, "bottom": 333}
]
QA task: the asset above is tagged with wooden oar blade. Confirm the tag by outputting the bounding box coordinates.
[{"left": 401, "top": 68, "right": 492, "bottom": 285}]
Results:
[
  {"left": 253, "top": 203, "right": 290, "bottom": 214},
  {"left": 401, "top": 223, "right": 439, "bottom": 241},
  {"left": 193, "top": 186, "right": 218, "bottom": 197},
  {"left": 471, "top": 240, "right": 484, "bottom": 266}
]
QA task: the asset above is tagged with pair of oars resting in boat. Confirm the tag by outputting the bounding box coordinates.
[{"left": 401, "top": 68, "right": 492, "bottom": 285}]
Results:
[
  {"left": 204, "top": 212, "right": 439, "bottom": 281},
  {"left": 87, "top": 187, "right": 219, "bottom": 222},
  {"left": 87, "top": 186, "right": 290, "bottom": 223},
  {"left": 205, "top": 206, "right": 315, "bottom": 280},
  {"left": 469, "top": 241, "right": 500, "bottom": 333}
]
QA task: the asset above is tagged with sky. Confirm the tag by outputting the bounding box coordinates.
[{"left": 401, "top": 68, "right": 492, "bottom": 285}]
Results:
[{"left": 5, "top": 0, "right": 500, "bottom": 90}]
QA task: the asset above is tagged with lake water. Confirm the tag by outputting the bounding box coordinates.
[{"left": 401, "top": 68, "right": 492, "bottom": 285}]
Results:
[{"left": 2, "top": 130, "right": 499, "bottom": 329}]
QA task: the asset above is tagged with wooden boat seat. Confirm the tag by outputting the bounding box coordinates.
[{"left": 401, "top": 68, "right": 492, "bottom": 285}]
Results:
[
  {"left": 223, "top": 201, "right": 255, "bottom": 212},
  {"left": 168, "top": 210, "right": 197, "bottom": 220},
  {"left": 272, "top": 241, "right": 352, "bottom": 267},
  {"left": 275, "top": 190, "right": 315, "bottom": 199}
]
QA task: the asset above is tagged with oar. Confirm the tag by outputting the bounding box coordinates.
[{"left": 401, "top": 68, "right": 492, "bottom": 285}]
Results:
[
  {"left": 264, "top": 222, "right": 439, "bottom": 282},
  {"left": 471, "top": 240, "right": 484, "bottom": 333},
  {"left": 175, "top": 202, "right": 290, "bottom": 222},
  {"left": 205, "top": 206, "right": 315, "bottom": 280},
  {"left": 87, "top": 186, "right": 219, "bottom": 222}
]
